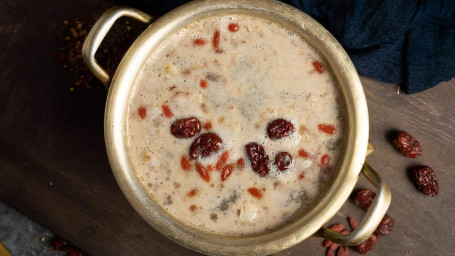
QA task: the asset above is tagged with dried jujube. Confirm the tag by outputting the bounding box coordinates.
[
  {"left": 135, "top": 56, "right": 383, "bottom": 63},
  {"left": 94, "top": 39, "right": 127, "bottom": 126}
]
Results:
[
  {"left": 354, "top": 234, "right": 378, "bottom": 254},
  {"left": 375, "top": 215, "right": 394, "bottom": 236},
  {"left": 412, "top": 166, "right": 439, "bottom": 197},
  {"left": 275, "top": 152, "right": 293, "bottom": 171},
  {"left": 267, "top": 119, "right": 295, "bottom": 140},
  {"left": 245, "top": 142, "right": 270, "bottom": 176},
  {"left": 393, "top": 130, "right": 422, "bottom": 158},
  {"left": 354, "top": 189, "right": 376, "bottom": 211},
  {"left": 171, "top": 117, "right": 201, "bottom": 138},
  {"left": 189, "top": 133, "right": 223, "bottom": 158}
]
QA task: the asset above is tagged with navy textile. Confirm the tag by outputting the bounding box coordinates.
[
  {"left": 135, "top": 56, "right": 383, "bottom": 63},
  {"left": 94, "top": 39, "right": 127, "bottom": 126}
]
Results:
[
  {"left": 128, "top": 0, "right": 455, "bottom": 94},
  {"left": 284, "top": 0, "right": 455, "bottom": 94}
]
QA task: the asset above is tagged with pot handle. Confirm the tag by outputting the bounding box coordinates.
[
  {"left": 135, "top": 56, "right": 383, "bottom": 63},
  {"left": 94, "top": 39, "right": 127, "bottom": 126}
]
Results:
[
  {"left": 82, "top": 7, "right": 154, "bottom": 88},
  {"left": 317, "top": 162, "right": 391, "bottom": 246}
]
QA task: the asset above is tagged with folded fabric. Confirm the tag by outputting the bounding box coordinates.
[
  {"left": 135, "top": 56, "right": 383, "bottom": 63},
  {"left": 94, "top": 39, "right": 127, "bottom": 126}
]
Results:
[
  {"left": 284, "top": 0, "right": 455, "bottom": 94},
  {"left": 131, "top": 0, "right": 455, "bottom": 94}
]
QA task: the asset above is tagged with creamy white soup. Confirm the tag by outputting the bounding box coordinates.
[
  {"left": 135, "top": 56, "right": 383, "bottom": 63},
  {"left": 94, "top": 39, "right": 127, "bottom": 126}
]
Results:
[{"left": 127, "top": 14, "right": 344, "bottom": 235}]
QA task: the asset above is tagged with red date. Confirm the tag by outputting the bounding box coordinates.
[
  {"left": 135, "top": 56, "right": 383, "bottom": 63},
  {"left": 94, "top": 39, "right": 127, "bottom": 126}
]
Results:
[
  {"left": 354, "top": 234, "right": 378, "bottom": 254},
  {"left": 267, "top": 119, "right": 295, "bottom": 140},
  {"left": 190, "top": 133, "right": 223, "bottom": 158},
  {"left": 375, "top": 215, "right": 394, "bottom": 235},
  {"left": 412, "top": 166, "right": 439, "bottom": 197},
  {"left": 275, "top": 152, "right": 293, "bottom": 171},
  {"left": 171, "top": 117, "right": 201, "bottom": 138},
  {"left": 245, "top": 142, "right": 270, "bottom": 176},
  {"left": 393, "top": 131, "right": 422, "bottom": 158},
  {"left": 354, "top": 189, "right": 376, "bottom": 211}
]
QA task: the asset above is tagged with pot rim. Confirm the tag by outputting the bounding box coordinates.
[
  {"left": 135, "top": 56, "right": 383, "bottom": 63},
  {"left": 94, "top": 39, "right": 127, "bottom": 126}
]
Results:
[{"left": 104, "top": 0, "right": 369, "bottom": 255}]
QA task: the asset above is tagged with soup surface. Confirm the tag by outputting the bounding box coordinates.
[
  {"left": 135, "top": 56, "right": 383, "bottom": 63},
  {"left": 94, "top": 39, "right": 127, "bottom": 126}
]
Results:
[{"left": 127, "top": 14, "right": 345, "bottom": 235}]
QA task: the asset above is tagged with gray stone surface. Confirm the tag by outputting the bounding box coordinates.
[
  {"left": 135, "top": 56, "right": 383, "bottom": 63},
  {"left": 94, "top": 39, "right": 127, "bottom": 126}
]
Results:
[{"left": 0, "top": 201, "right": 64, "bottom": 256}]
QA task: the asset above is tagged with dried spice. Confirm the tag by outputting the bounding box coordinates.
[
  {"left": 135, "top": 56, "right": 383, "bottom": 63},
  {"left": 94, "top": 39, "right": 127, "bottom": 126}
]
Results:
[
  {"left": 55, "top": 8, "right": 147, "bottom": 91},
  {"left": 52, "top": 236, "right": 87, "bottom": 256}
]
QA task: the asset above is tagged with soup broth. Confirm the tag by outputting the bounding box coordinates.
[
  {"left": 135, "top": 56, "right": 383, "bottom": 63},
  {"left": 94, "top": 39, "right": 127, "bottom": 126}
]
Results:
[{"left": 127, "top": 14, "right": 345, "bottom": 235}]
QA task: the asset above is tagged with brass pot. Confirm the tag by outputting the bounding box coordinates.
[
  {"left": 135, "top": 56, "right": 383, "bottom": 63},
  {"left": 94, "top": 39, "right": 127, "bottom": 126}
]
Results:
[{"left": 82, "top": 1, "right": 391, "bottom": 255}]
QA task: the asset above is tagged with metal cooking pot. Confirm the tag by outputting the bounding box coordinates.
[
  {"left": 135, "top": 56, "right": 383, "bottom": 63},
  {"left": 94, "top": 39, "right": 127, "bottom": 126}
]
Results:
[{"left": 82, "top": 1, "right": 391, "bottom": 255}]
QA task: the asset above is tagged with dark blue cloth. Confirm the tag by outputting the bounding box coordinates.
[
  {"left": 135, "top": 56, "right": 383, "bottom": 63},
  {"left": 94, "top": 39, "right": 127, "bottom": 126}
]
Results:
[
  {"left": 128, "top": 0, "right": 455, "bottom": 94},
  {"left": 285, "top": 0, "right": 455, "bottom": 94}
]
